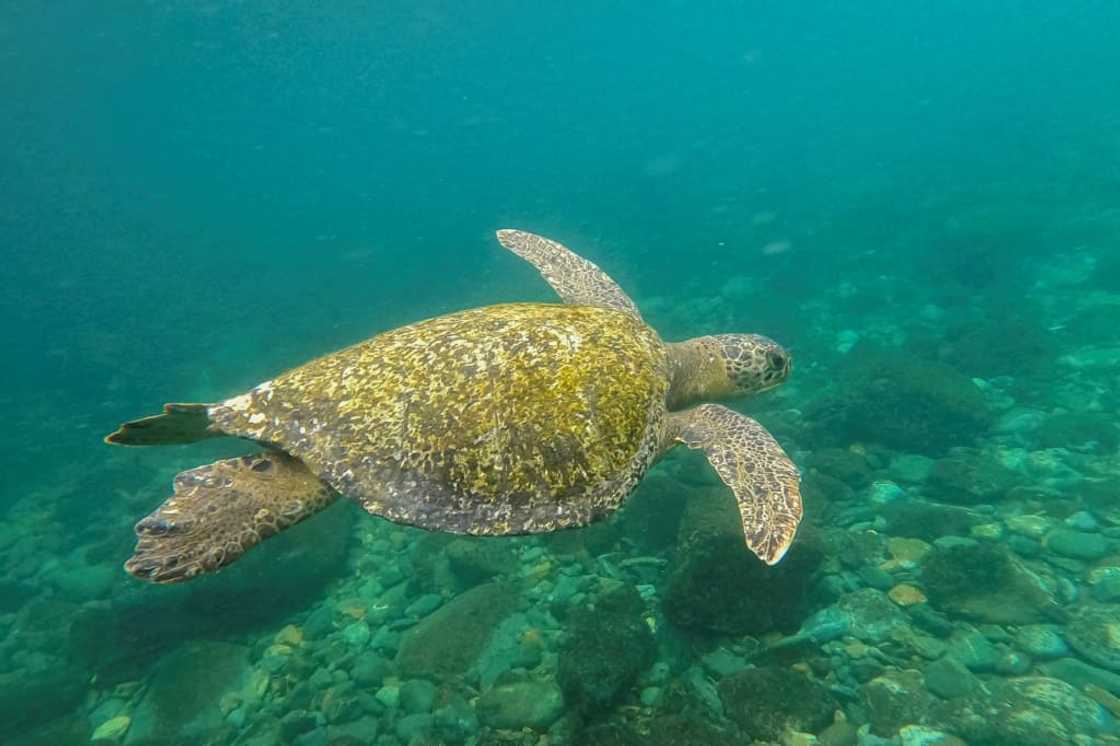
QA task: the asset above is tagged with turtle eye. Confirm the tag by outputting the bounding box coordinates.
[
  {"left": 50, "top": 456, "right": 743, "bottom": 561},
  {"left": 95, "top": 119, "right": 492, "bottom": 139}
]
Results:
[{"left": 768, "top": 352, "right": 785, "bottom": 370}]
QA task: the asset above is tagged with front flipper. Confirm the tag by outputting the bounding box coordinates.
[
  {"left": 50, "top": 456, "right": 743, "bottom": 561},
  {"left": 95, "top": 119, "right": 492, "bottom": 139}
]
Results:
[
  {"left": 495, "top": 229, "right": 643, "bottom": 320},
  {"left": 126, "top": 452, "right": 337, "bottom": 584},
  {"left": 670, "top": 403, "right": 802, "bottom": 564}
]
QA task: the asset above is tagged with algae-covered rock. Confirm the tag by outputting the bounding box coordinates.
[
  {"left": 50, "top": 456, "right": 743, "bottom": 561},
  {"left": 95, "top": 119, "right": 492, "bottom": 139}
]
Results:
[
  {"left": 935, "top": 676, "right": 1115, "bottom": 746},
  {"left": 880, "top": 500, "right": 981, "bottom": 542},
  {"left": 920, "top": 540, "right": 1058, "bottom": 624},
  {"left": 445, "top": 538, "right": 518, "bottom": 587},
  {"left": 862, "top": 669, "right": 938, "bottom": 736},
  {"left": 805, "top": 347, "right": 991, "bottom": 455},
  {"left": 1036, "top": 411, "right": 1119, "bottom": 454},
  {"left": 0, "top": 661, "right": 86, "bottom": 740},
  {"left": 924, "top": 655, "right": 980, "bottom": 699},
  {"left": 477, "top": 673, "right": 564, "bottom": 730},
  {"left": 928, "top": 453, "right": 1020, "bottom": 505},
  {"left": 126, "top": 640, "right": 250, "bottom": 743},
  {"left": 663, "top": 486, "right": 822, "bottom": 635},
  {"left": 616, "top": 473, "right": 689, "bottom": 552},
  {"left": 1044, "top": 528, "right": 1113, "bottom": 560},
  {"left": 718, "top": 667, "right": 836, "bottom": 740},
  {"left": 396, "top": 581, "right": 520, "bottom": 680},
  {"left": 1066, "top": 604, "right": 1120, "bottom": 672},
  {"left": 557, "top": 583, "right": 654, "bottom": 715}
]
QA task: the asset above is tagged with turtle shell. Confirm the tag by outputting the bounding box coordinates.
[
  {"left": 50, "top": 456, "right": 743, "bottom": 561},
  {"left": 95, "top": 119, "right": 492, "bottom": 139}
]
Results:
[{"left": 210, "top": 303, "right": 669, "bottom": 534}]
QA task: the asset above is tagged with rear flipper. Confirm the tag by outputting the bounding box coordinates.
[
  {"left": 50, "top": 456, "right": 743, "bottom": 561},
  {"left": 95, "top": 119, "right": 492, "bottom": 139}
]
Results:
[
  {"left": 105, "top": 403, "right": 220, "bottom": 446},
  {"left": 126, "top": 452, "right": 337, "bottom": 584}
]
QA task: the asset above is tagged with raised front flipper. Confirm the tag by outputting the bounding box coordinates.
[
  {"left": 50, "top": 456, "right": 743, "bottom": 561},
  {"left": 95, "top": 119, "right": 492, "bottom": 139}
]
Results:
[
  {"left": 669, "top": 403, "right": 802, "bottom": 564},
  {"left": 495, "top": 229, "right": 643, "bottom": 320},
  {"left": 126, "top": 452, "right": 337, "bottom": 584}
]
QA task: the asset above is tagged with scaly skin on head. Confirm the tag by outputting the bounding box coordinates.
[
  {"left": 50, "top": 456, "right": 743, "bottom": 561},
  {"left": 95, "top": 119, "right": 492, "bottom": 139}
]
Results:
[{"left": 665, "top": 333, "right": 791, "bottom": 410}]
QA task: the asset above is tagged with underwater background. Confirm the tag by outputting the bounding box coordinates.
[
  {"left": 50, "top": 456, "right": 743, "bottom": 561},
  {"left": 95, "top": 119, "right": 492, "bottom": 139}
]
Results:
[{"left": 3, "top": 1, "right": 1120, "bottom": 744}]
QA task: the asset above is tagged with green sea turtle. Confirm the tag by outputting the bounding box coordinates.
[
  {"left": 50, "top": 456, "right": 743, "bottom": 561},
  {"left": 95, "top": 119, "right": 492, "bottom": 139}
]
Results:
[{"left": 106, "top": 229, "right": 802, "bottom": 583}]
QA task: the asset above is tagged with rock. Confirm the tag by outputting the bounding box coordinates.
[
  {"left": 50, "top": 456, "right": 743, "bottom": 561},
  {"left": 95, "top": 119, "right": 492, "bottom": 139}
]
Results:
[
  {"left": 280, "top": 710, "right": 317, "bottom": 741},
  {"left": 890, "top": 453, "right": 935, "bottom": 483},
  {"left": 0, "top": 659, "right": 85, "bottom": 739},
  {"left": 928, "top": 454, "right": 1019, "bottom": 505},
  {"left": 946, "top": 630, "right": 998, "bottom": 672},
  {"left": 1066, "top": 604, "right": 1120, "bottom": 671},
  {"left": 399, "top": 679, "right": 436, "bottom": 714},
  {"left": 836, "top": 589, "right": 910, "bottom": 643},
  {"left": 1008, "top": 535, "right": 1042, "bottom": 557},
  {"left": 920, "top": 540, "right": 1057, "bottom": 624},
  {"left": 404, "top": 594, "right": 442, "bottom": 618},
  {"left": 444, "top": 538, "right": 518, "bottom": 586},
  {"left": 858, "top": 566, "right": 895, "bottom": 590},
  {"left": 808, "top": 448, "right": 873, "bottom": 487},
  {"left": 558, "top": 584, "right": 655, "bottom": 714},
  {"left": 881, "top": 500, "right": 980, "bottom": 541},
  {"left": 341, "top": 621, "right": 370, "bottom": 647},
  {"left": 350, "top": 652, "right": 389, "bottom": 687},
  {"left": 1041, "top": 657, "right": 1120, "bottom": 696},
  {"left": 1044, "top": 528, "right": 1112, "bottom": 560},
  {"left": 394, "top": 713, "right": 433, "bottom": 741},
  {"left": 804, "top": 350, "right": 991, "bottom": 455},
  {"left": 887, "top": 537, "right": 933, "bottom": 566},
  {"left": 395, "top": 581, "right": 520, "bottom": 680},
  {"left": 898, "top": 725, "right": 966, "bottom": 746},
  {"left": 275, "top": 624, "right": 304, "bottom": 647},
  {"left": 995, "top": 650, "right": 1032, "bottom": 676},
  {"left": 1065, "top": 511, "right": 1100, "bottom": 531},
  {"left": 818, "top": 717, "right": 859, "bottom": 746},
  {"left": 477, "top": 675, "right": 565, "bottom": 730},
  {"left": 126, "top": 641, "right": 251, "bottom": 743},
  {"left": 970, "top": 522, "right": 1004, "bottom": 541},
  {"left": 888, "top": 584, "right": 927, "bottom": 606},
  {"left": 91, "top": 715, "right": 131, "bottom": 741},
  {"left": 701, "top": 648, "right": 748, "bottom": 678},
  {"left": 923, "top": 656, "right": 980, "bottom": 699},
  {"left": 663, "top": 487, "right": 823, "bottom": 635},
  {"left": 718, "top": 667, "right": 837, "bottom": 741},
  {"left": 617, "top": 474, "right": 690, "bottom": 552},
  {"left": 1014, "top": 625, "right": 1069, "bottom": 659},
  {"left": 432, "top": 693, "right": 479, "bottom": 742},
  {"left": 861, "top": 669, "right": 938, "bottom": 736},
  {"left": 293, "top": 727, "right": 329, "bottom": 746},
  {"left": 1091, "top": 568, "right": 1120, "bottom": 602},
  {"left": 326, "top": 715, "right": 380, "bottom": 745},
  {"left": 374, "top": 683, "right": 399, "bottom": 710},
  {"left": 868, "top": 481, "right": 905, "bottom": 505},
  {"left": 1006, "top": 514, "right": 1053, "bottom": 539},
  {"left": 1036, "top": 411, "right": 1119, "bottom": 454},
  {"left": 936, "top": 676, "right": 1114, "bottom": 746}
]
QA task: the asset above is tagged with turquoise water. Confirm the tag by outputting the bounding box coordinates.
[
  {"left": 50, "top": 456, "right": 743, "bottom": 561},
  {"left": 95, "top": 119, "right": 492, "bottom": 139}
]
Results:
[{"left": 4, "top": 2, "right": 1120, "bottom": 744}]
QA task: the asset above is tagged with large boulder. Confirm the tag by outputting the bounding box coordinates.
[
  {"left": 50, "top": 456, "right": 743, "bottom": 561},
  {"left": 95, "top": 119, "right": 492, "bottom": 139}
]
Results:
[
  {"left": 927, "top": 453, "right": 1020, "bottom": 505},
  {"left": 920, "top": 540, "right": 1059, "bottom": 625},
  {"left": 395, "top": 581, "right": 521, "bottom": 680},
  {"left": 558, "top": 583, "right": 654, "bottom": 716},
  {"left": 125, "top": 641, "right": 251, "bottom": 744},
  {"left": 663, "top": 487, "right": 822, "bottom": 636},
  {"left": 719, "top": 667, "right": 837, "bottom": 740},
  {"left": 805, "top": 346, "right": 991, "bottom": 456}
]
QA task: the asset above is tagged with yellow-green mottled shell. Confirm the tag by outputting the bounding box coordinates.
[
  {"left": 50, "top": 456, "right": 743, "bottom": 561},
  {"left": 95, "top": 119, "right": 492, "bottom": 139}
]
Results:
[{"left": 209, "top": 303, "right": 668, "bottom": 534}]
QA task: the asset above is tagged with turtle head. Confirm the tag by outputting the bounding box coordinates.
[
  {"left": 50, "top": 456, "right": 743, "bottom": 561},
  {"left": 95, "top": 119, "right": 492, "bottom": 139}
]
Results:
[
  {"left": 712, "top": 333, "right": 792, "bottom": 396},
  {"left": 667, "top": 333, "right": 791, "bottom": 408}
]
